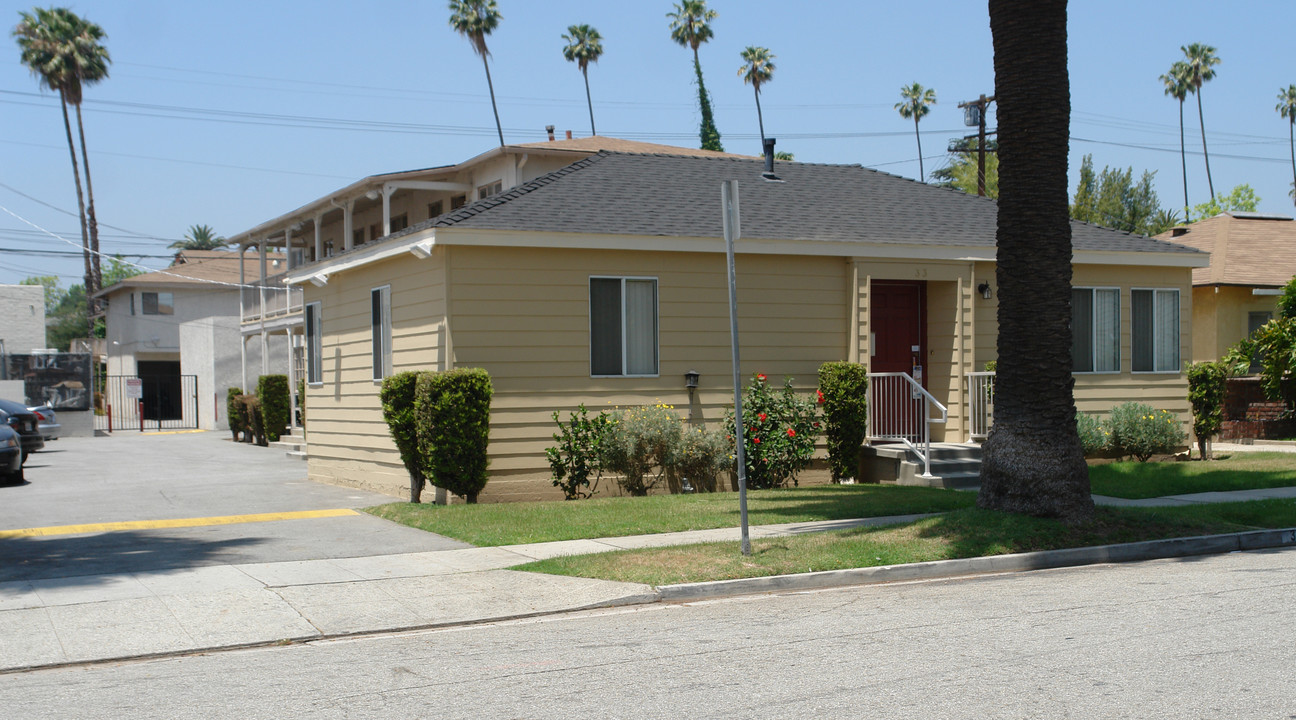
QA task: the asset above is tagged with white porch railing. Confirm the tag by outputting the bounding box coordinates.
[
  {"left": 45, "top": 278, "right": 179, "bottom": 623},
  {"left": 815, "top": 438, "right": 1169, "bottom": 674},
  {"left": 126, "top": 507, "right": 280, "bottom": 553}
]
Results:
[
  {"left": 867, "top": 372, "right": 948, "bottom": 477},
  {"left": 966, "top": 371, "right": 996, "bottom": 441},
  {"left": 241, "top": 272, "right": 303, "bottom": 324}
]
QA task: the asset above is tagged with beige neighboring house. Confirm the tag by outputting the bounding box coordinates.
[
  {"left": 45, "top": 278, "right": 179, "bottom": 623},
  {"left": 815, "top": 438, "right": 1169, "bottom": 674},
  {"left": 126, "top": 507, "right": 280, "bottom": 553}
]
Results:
[
  {"left": 97, "top": 250, "right": 288, "bottom": 431},
  {"left": 1153, "top": 212, "right": 1296, "bottom": 362},
  {"left": 245, "top": 145, "right": 1208, "bottom": 503}
]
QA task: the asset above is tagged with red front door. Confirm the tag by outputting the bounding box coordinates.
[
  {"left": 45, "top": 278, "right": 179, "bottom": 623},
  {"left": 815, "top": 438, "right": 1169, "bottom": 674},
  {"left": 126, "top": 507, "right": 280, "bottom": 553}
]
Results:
[{"left": 870, "top": 281, "right": 925, "bottom": 376}]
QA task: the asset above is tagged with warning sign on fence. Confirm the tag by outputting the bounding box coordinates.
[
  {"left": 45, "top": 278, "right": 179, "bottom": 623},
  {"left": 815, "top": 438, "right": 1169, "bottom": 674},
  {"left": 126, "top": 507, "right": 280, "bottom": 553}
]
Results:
[{"left": 125, "top": 377, "right": 143, "bottom": 400}]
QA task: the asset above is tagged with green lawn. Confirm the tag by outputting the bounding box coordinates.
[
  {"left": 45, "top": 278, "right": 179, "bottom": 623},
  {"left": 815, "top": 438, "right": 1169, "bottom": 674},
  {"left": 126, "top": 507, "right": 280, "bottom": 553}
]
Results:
[
  {"left": 1088, "top": 452, "right": 1296, "bottom": 499},
  {"left": 364, "top": 484, "right": 974, "bottom": 546},
  {"left": 516, "top": 500, "right": 1296, "bottom": 586}
]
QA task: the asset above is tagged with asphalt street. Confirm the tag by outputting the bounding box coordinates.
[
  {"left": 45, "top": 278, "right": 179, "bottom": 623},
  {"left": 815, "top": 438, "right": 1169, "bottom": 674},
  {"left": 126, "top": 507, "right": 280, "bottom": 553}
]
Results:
[
  {"left": 0, "top": 432, "right": 468, "bottom": 582},
  {"left": 2, "top": 545, "right": 1293, "bottom": 718}
]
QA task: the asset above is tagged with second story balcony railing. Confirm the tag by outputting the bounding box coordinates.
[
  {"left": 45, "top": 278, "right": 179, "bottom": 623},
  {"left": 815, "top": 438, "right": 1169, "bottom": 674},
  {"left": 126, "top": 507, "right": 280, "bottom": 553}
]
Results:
[{"left": 242, "top": 272, "right": 303, "bottom": 325}]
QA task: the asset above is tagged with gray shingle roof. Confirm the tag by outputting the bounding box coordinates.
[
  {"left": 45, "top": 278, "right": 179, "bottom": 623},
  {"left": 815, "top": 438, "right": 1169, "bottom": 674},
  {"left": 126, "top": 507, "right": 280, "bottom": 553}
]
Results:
[{"left": 397, "top": 152, "right": 1202, "bottom": 255}]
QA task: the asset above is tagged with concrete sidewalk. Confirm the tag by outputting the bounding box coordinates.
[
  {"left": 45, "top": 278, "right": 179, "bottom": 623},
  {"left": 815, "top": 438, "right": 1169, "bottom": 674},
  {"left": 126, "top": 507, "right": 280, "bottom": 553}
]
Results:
[
  {"left": 3, "top": 485, "right": 1293, "bottom": 673},
  {"left": 0, "top": 513, "right": 930, "bottom": 672}
]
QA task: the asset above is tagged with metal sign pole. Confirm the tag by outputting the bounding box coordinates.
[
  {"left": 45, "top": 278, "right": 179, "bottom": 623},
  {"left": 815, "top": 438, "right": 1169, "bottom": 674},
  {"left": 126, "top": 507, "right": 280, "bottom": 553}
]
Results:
[{"left": 721, "top": 180, "right": 751, "bottom": 556}]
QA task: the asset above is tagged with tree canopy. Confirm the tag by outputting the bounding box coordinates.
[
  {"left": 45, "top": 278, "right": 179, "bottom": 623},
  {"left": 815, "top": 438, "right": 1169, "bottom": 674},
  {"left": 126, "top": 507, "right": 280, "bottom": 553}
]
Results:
[
  {"left": 1069, "top": 154, "right": 1170, "bottom": 235},
  {"left": 1191, "top": 184, "right": 1260, "bottom": 220},
  {"left": 169, "top": 224, "right": 227, "bottom": 250}
]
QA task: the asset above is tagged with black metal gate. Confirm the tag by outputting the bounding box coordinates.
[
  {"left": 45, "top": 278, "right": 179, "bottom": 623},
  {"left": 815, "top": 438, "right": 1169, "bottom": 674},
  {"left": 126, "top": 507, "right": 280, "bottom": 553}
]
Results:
[{"left": 95, "top": 374, "right": 199, "bottom": 432}]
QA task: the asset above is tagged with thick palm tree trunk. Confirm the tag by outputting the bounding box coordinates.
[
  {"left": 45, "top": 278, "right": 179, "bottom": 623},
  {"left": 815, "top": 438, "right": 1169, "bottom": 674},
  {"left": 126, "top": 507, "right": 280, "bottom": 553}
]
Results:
[
  {"left": 754, "top": 87, "right": 766, "bottom": 146},
  {"left": 481, "top": 55, "right": 504, "bottom": 147},
  {"left": 582, "top": 68, "right": 596, "bottom": 136},
  {"left": 914, "top": 116, "right": 925, "bottom": 182},
  {"left": 1179, "top": 99, "right": 1190, "bottom": 220},
  {"left": 1196, "top": 91, "right": 1214, "bottom": 201},
  {"left": 979, "top": 0, "right": 1093, "bottom": 523},
  {"left": 59, "top": 95, "right": 93, "bottom": 336},
  {"left": 75, "top": 104, "right": 102, "bottom": 296}
]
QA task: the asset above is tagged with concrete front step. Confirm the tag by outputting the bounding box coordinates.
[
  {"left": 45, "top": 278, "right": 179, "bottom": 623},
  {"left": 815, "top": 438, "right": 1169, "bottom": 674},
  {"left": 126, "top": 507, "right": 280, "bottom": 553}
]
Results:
[{"left": 860, "top": 442, "right": 983, "bottom": 489}]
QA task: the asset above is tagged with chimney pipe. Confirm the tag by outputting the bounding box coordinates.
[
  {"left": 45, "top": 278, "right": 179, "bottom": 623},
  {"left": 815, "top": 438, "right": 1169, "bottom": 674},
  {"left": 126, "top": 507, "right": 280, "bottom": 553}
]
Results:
[
  {"left": 761, "top": 137, "right": 782, "bottom": 182},
  {"left": 545, "top": 125, "right": 555, "bottom": 142},
  {"left": 566, "top": 130, "right": 573, "bottom": 140}
]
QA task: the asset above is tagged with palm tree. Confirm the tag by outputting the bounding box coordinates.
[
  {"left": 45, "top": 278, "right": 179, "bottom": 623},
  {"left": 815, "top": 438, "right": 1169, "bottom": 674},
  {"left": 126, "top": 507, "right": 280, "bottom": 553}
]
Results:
[
  {"left": 13, "top": 7, "right": 110, "bottom": 327},
  {"left": 449, "top": 0, "right": 504, "bottom": 147},
  {"left": 667, "top": 1, "right": 722, "bottom": 152},
  {"left": 738, "top": 46, "right": 775, "bottom": 149},
  {"left": 169, "top": 224, "right": 228, "bottom": 251},
  {"left": 895, "top": 83, "right": 937, "bottom": 182},
  {"left": 561, "top": 24, "right": 604, "bottom": 137},
  {"left": 1182, "top": 43, "right": 1220, "bottom": 201},
  {"left": 1160, "top": 62, "right": 1193, "bottom": 221},
  {"left": 1277, "top": 85, "right": 1296, "bottom": 208},
  {"left": 978, "top": 0, "right": 1093, "bottom": 522}
]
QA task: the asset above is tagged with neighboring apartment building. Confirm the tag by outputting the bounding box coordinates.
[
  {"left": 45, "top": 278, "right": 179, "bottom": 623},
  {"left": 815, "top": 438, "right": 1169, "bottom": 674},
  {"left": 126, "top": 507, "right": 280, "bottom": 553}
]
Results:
[
  {"left": 97, "top": 250, "right": 288, "bottom": 431},
  {"left": 1154, "top": 212, "right": 1296, "bottom": 362},
  {"left": 0, "top": 284, "right": 46, "bottom": 357}
]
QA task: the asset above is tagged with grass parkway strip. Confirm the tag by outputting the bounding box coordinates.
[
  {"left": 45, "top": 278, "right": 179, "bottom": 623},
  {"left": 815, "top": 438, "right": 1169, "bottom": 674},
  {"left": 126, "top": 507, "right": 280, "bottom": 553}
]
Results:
[{"left": 0, "top": 508, "right": 360, "bottom": 538}]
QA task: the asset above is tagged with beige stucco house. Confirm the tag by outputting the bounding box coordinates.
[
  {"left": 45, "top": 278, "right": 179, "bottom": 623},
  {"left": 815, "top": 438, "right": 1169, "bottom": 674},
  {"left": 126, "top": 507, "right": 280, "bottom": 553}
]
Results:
[
  {"left": 1153, "top": 212, "right": 1296, "bottom": 362},
  {"left": 257, "top": 147, "right": 1207, "bottom": 502}
]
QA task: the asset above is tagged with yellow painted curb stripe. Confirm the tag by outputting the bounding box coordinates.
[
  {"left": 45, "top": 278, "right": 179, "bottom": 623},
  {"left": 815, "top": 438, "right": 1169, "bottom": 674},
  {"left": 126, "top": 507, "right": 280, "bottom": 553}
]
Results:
[{"left": 0, "top": 509, "right": 359, "bottom": 538}]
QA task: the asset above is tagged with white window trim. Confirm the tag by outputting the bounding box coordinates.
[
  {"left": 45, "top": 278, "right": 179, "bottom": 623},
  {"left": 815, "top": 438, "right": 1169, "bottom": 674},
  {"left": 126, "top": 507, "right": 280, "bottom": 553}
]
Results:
[
  {"left": 1131, "top": 287, "right": 1181, "bottom": 375},
  {"left": 1072, "top": 286, "right": 1122, "bottom": 375},
  {"left": 306, "top": 301, "right": 323, "bottom": 387},
  {"left": 589, "top": 275, "right": 660, "bottom": 378},
  {"left": 371, "top": 285, "right": 393, "bottom": 382}
]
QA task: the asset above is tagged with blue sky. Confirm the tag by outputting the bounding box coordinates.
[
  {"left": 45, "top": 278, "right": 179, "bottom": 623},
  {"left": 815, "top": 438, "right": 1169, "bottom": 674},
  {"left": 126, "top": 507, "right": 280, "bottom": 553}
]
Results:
[{"left": 2, "top": 0, "right": 1294, "bottom": 286}]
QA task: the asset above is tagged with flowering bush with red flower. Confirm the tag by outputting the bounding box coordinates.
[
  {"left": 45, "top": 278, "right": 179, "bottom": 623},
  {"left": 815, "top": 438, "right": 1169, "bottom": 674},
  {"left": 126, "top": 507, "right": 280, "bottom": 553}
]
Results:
[{"left": 725, "top": 373, "right": 819, "bottom": 489}]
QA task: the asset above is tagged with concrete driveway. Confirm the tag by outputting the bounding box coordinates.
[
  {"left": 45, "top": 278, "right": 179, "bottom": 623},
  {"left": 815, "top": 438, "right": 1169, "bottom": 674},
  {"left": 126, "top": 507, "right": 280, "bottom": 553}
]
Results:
[{"left": 0, "top": 432, "right": 468, "bottom": 582}]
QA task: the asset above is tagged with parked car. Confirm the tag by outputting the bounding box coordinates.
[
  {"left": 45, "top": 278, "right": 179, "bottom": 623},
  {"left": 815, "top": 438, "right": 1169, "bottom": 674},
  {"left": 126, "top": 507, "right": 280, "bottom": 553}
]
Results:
[
  {"left": 26, "top": 404, "right": 60, "bottom": 441},
  {"left": 0, "top": 425, "right": 22, "bottom": 484},
  {"left": 0, "top": 399, "right": 45, "bottom": 463}
]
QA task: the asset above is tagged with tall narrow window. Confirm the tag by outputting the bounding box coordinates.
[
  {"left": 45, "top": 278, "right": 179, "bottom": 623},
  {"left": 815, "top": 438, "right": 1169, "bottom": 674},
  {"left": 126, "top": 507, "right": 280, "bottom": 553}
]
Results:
[
  {"left": 305, "top": 302, "right": 322, "bottom": 384},
  {"left": 390, "top": 214, "right": 408, "bottom": 233},
  {"left": 371, "top": 286, "right": 392, "bottom": 380},
  {"left": 590, "top": 277, "right": 658, "bottom": 376},
  {"left": 1071, "top": 287, "right": 1119, "bottom": 373},
  {"left": 1132, "top": 289, "right": 1180, "bottom": 372}
]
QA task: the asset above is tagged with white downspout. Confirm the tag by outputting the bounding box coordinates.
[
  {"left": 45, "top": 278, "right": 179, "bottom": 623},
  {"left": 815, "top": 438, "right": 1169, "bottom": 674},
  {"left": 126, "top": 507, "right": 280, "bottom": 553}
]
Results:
[{"left": 313, "top": 213, "right": 324, "bottom": 261}]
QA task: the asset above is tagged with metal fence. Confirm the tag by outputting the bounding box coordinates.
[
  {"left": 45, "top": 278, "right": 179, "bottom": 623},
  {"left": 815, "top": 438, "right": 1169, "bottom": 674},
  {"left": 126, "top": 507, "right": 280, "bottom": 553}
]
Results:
[
  {"left": 966, "top": 371, "right": 996, "bottom": 440},
  {"left": 95, "top": 374, "right": 199, "bottom": 432}
]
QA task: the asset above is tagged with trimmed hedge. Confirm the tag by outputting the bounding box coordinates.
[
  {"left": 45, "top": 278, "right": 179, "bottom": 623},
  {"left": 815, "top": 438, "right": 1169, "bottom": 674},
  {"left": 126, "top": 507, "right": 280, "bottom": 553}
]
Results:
[
  {"left": 415, "top": 368, "right": 493, "bottom": 503},
  {"left": 226, "top": 387, "right": 244, "bottom": 441},
  {"left": 380, "top": 371, "right": 426, "bottom": 503},
  {"left": 1186, "top": 361, "right": 1227, "bottom": 459},
  {"left": 818, "top": 362, "right": 868, "bottom": 482},
  {"left": 257, "top": 374, "right": 291, "bottom": 443}
]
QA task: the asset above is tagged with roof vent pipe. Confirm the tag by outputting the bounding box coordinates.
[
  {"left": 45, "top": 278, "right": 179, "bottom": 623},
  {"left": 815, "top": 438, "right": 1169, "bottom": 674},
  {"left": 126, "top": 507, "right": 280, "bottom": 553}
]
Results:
[
  {"left": 761, "top": 137, "right": 782, "bottom": 182},
  {"left": 566, "top": 130, "right": 573, "bottom": 140},
  {"left": 545, "top": 125, "right": 555, "bottom": 142}
]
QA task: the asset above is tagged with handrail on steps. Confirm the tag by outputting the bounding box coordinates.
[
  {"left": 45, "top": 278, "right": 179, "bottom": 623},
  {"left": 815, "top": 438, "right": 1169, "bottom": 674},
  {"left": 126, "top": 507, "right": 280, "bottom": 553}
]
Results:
[{"left": 866, "top": 372, "right": 948, "bottom": 478}]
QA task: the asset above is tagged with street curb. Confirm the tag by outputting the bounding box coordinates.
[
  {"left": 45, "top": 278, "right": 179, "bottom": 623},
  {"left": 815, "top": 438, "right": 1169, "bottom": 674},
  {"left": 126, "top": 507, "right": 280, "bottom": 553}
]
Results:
[{"left": 656, "top": 527, "right": 1296, "bottom": 602}]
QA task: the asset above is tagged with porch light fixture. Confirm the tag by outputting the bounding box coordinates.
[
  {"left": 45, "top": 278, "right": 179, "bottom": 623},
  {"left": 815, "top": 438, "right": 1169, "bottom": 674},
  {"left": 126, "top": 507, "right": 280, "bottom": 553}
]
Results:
[
  {"left": 364, "top": 189, "right": 380, "bottom": 201},
  {"left": 684, "top": 368, "right": 700, "bottom": 393},
  {"left": 977, "top": 282, "right": 993, "bottom": 300}
]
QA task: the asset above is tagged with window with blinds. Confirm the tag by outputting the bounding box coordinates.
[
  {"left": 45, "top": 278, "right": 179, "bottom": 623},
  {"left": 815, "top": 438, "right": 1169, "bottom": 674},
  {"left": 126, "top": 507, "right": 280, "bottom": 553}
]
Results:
[
  {"left": 1072, "top": 287, "right": 1120, "bottom": 373},
  {"left": 590, "top": 277, "right": 658, "bottom": 377}
]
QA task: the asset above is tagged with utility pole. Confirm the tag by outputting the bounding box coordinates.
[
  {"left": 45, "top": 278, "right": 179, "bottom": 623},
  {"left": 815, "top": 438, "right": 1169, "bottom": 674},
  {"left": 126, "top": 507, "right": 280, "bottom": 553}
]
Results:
[{"left": 955, "top": 94, "right": 996, "bottom": 196}]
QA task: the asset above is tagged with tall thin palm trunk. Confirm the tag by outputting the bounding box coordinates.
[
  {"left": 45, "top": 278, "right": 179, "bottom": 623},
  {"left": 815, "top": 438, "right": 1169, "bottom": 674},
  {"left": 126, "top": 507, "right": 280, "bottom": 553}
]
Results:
[
  {"left": 59, "top": 93, "right": 93, "bottom": 335},
  {"left": 75, "top": 104, "right": 101, "bottom": 294},
  {"left": 1196, "top": 92, "right": 1214, "bottom": 200},
  {"left": 913, "top": 116, "right": 925, "bottom": 182},
  {"left": 582, "top": 68, "right": 596, "bottom": 136},
  {"left": 1178, "top": 99, "right": 1189, "bottom": 220},
  {"left": 978, "top": 0, "right": 1093, "bottom": 522},
  {"left": 480, "top": 55, "right": 504, "bottom": 147},
  {"left": 1289, "top": 118, "right": 1295, "bottom": 207},
  {"left": 754, "top": 87, "right": 765, "bottom": 146}
]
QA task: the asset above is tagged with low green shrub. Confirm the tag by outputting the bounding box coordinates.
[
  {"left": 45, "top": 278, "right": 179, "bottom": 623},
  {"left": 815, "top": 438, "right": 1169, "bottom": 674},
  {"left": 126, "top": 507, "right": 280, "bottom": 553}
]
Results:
[
  {"left": 226, "top": 387, "right": 244, "bottom": 441},
  {"left": 818, "top": 362, "right": 868, "bottom": 482},
  {"left": 546, "top": 404, "right": 612, "bottom": 500},
  {"left": 1108, "top": 402, "right": 1186, "bottom": 462},
  {"left": 415, "top": 368, "right": 493, "bottom": 503},
  {"left": 257, "top": 374, "right": 290, "bottom": 443},
  {"left": 381, "top": 371, "right": 426, "bottom": 503},
  {"left": 601, "top": 402, "right": 682, "bottom": 496},
  {"left": 674, "top": 423, "right": 732, "bottom": 493},
  {"left": 727, "top": 374, "right": 819, "bottom": 489},
  {"left": 1075, "top": 411, "right": 1109, "bottom": 457},
  {"left": 296, "top": 379, "right": 306, "bottom": 426}
]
